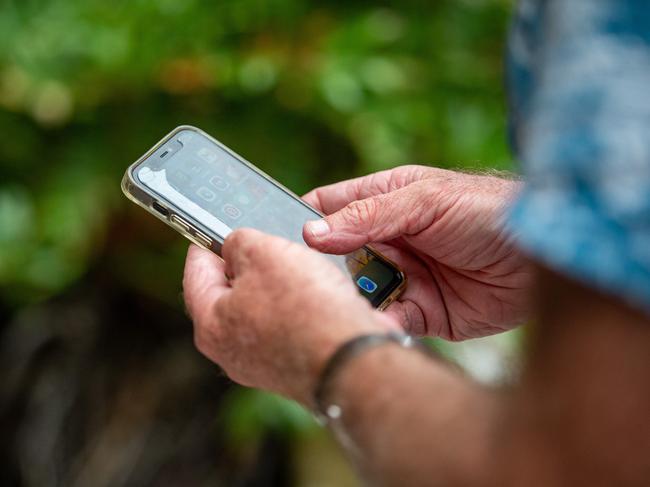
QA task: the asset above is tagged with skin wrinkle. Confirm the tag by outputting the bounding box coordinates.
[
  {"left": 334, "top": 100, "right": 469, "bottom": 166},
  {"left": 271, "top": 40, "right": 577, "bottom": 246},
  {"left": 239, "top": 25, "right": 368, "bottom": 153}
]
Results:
[
  {"left": 379, "top": 237, "right": 450, "bottom": 331},
  {"left": 425, "top": 192, "right": 521, "bottom": 275},
  {"left": 480, "top": 229, "right": 514, "bottom": 269},
  {"left": 311, "top": 188, "right": 328, "bottom": 215},
  {"left": 426, "top": 223, "right": 506, "bottom": 273},
  {"left": 385, "top": 165, "right": 426, "bottom": 192},
  {"left": 370, "top": 169, "right": 394, "bottom": 194},
  {"left": 403, "top": 183, "right": 443, "bottom": 236},
  {"left": 394, "top": 299, "right": 426, "bottom": 336},
  {"left": 424, "top": 259, "right": 457, "bottom": 339},
  {"left": 428, "top": 194, "right": 485, "bottom": 244},
  {"left": 434, "top": 262, "right": 486, "bottom": 341},
  {"left": 435, "top": 254, "right": 518, "bottom": 340},
  {"left": 343, "top": 198, "right": 380, "bottom": 236},
  {"left": 479, "top": 241, "right": 523, "bottom": 275},
  {"left": 409, "top": 256, "right": 447, "bottom": 336},
  {"left": 454, "top": 266, "right": 526, "bottom": 291},
  {"left": 373, "top": 188, "right": 421, "bottom": 239},
  {"left": 422, "top": 212, "right": 475, "bottom": 265}
]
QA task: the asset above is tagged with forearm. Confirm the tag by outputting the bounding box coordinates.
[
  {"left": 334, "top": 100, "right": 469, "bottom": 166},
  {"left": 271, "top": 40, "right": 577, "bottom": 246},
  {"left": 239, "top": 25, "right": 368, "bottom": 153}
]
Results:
[
  {"left": 495, "top": 268, "right": 650, "bottom": 485},
  {"left": 324, "top": 267, "right": 650, "bottom": 486},
  {"left": 325, "top": 344, "right": 500, "bottom": 486}
]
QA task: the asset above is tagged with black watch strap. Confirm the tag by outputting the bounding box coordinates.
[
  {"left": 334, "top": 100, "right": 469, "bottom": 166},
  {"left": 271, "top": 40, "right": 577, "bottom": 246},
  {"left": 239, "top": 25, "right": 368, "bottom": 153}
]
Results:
[{"left": 313, "top": 332, "right": 433, "bottom": 423}]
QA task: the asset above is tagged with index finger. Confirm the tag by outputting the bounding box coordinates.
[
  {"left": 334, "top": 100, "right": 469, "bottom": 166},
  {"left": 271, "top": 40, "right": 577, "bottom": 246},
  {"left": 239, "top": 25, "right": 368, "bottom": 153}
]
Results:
[
  {"left": 302, "top": 165, "right": 430, "bottom": 214},
  {"left": 183, "top": 244, "right": 230, "bottom": 326}
]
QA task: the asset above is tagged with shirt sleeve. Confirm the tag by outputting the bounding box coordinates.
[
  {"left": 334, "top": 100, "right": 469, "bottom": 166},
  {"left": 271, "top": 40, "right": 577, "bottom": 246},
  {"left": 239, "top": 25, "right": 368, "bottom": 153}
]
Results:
[{"left": 506, "top": 0, "right": 650, "bottom": 313}]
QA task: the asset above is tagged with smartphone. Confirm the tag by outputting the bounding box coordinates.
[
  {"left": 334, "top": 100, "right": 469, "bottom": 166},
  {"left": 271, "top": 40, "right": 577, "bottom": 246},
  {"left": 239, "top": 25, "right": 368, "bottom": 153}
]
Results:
[{"left": 122, "top": 126, "right": 406, "bottom": 310}]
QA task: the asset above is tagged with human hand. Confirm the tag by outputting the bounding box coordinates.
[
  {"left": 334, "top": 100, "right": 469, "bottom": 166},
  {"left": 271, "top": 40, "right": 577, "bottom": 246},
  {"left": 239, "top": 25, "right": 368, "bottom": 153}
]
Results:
[
  {"left": 183, "top": 229, "right": 398, "bottom": 405},
  {"left": 303, "top": 165, "right": 532, "bottom": 340}
]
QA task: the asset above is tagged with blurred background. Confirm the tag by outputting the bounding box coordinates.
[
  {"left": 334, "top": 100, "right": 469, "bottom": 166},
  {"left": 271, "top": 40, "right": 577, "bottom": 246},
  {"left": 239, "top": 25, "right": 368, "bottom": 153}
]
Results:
[{"left": 0, "top": 0, "right": 519, "bottom": 485}]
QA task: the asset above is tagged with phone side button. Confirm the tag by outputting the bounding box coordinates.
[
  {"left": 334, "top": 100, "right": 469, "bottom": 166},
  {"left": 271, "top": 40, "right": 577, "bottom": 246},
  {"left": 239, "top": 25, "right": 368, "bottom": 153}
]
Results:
[
  {"left": 170, "top": 214, "right": 190, "bottom": 232},
  {"left": 193, "top": 230, "right": 212, "bottom": 249}
]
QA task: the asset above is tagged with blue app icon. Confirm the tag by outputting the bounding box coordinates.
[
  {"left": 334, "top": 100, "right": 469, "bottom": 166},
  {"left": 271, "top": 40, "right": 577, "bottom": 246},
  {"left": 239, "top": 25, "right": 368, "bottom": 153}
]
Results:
[{"left": 356, "top": 276, "right": 378, "bottom": 293}]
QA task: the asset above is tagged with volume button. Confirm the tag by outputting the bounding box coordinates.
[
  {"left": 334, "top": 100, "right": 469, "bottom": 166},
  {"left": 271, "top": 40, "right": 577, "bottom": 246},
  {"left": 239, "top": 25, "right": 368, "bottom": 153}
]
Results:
[
  {"left": 193, "top": 230, "right": 212, "bottom": 249},
  {"left": 170, "top": 214, "right": 190, "bottom": 232}
]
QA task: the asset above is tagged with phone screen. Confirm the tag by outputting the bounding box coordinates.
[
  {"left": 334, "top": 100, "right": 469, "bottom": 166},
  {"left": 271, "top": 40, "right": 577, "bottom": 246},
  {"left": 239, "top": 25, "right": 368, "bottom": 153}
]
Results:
[{"left": 133, "top": 128, "right": 403, "bottom": 307}]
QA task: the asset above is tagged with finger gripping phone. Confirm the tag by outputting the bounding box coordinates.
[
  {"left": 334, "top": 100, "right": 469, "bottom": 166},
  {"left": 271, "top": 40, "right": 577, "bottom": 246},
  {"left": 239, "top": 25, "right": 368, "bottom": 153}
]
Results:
[{"left": 122, "top": 126, "right": 406, "bottom": 309}]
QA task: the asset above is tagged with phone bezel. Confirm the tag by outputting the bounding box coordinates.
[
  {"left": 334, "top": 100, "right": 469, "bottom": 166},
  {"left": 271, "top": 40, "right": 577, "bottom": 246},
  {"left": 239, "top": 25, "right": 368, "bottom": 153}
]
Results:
[{"left": 121, "top": 125, "right": 406, "bottom": 310}]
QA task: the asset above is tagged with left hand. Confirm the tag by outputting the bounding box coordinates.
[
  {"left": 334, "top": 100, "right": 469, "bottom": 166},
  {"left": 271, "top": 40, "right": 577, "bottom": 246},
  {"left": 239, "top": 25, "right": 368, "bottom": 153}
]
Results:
[{"left": 183, "top": 228, "right": 398, "bottom": 405}]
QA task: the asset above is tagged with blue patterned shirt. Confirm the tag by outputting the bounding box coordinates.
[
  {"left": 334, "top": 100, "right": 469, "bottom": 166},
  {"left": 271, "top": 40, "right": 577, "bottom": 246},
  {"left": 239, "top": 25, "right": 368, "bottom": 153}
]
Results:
[{"left": 507, "top": 0, "right": 650, "bottom": 313}]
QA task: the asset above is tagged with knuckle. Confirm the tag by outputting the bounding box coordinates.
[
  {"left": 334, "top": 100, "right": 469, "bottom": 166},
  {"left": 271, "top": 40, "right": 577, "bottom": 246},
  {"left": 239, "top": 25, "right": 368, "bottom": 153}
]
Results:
[
  {"left": 226, "top": 229, "right": 245, "bottom": 247},
  {"left": 404, "top": 208, "right": 424, "bottom": 233},
  {"left": 390, "top": 165, "right": 430, "bottom": 189},
  {"left": 303, "top": 188, "right": 321, "bottom": 210},
  {"left": 390, "top": 165, "right": 417, "bottom": 187},
  {"left": 222, "top": 230, "right": 243, "bottom": 257},
  {"left": 224, "top": 229, "right": 261, "bottom": 263},
  {"left": 343, "top": 198, "right": 378, "bottom": 226},
  {"left": 244, "top": 237, "right": 268, "bottom": 263},
  {"left": 401, "top": 182, "right": 436, "bottom": 231},
  {"left": 268, "top": 235, "right": 294, "bottom": 255},
  {"left": 252, "top": 235, "right": 293, "bottom": 268}
]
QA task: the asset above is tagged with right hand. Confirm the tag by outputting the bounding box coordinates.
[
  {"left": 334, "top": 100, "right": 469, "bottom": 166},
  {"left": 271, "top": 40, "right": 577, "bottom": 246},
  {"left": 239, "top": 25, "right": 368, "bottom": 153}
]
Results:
[{"left": 302, "top": 165, "right": 532, "bottom": 340}]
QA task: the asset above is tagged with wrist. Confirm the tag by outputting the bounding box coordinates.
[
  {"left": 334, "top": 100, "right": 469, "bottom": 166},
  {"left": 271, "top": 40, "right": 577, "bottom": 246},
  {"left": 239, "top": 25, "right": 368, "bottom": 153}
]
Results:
[
  {"left": 292, "top": 309, "right": 397, "bottom": 406},
  {"left": 312, "top": 332, "right": 436, "bottom": 421}
]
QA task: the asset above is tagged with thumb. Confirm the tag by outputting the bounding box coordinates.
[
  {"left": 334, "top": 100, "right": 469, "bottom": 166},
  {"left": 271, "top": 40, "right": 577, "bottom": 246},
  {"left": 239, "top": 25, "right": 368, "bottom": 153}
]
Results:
[{"left": 303, "top": 184, "right": 429, "bottom": 254}]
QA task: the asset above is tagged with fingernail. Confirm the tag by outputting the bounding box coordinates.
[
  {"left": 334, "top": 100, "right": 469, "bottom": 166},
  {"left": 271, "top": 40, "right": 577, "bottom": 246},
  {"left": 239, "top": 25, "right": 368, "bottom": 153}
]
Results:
[{"left": 306, "top": 219, "right": 330, "bottom": 238}]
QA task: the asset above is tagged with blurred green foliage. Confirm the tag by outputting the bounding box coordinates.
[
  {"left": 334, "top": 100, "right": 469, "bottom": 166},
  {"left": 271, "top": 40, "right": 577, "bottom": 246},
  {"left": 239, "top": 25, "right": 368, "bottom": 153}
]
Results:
[
  {"left": 0, "top": 0, "right": 513, "bottom": 304},
  {"left": 0, "top": 1, "right": 514, "bottom": 482}
]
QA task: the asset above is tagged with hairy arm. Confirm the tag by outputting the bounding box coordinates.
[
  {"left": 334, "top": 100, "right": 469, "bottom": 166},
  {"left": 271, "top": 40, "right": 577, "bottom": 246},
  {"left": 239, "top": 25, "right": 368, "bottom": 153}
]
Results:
[
  {"left": 184, "top": 169, "right": 649, "bottom": 485},
  {"left": 323, "top": 267, "right": 650, "bottom": 486}
]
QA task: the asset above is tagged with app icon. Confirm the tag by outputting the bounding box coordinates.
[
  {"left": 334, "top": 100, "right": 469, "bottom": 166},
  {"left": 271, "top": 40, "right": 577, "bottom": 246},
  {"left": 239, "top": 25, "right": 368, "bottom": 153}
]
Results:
[
  {"left": 225, "top": 163, "right": 245, "bottom": 182},
  {"left": 356, "top": 276, "right": 378, "bottom": 293},
  {"left": 244, "top": 179, "right": 269, "bottom": 201},
  {"left": 209, "top": 175, "right": 230, "bottom": 191},
  {"left": 235, "top": 192, "right": 253, "bottom": 205},
  {"left": 197, "top": 186, "right": 216, "bottom": 202},
  {"left": 197, "top": 148, "right": 218, "bottom": 163},
  {"left": 187, "top": 160, "right": 205, "bottom": 174},
  {"left": 222, "top": 203, "right": 242, "bottom": 220}
]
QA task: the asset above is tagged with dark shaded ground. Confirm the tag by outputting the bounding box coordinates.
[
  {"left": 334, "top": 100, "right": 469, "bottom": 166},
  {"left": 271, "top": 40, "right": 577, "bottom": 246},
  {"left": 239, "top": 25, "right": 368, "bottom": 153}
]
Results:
[{"left": 0, "top": 267, "right": 291, "bottom": 487}]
